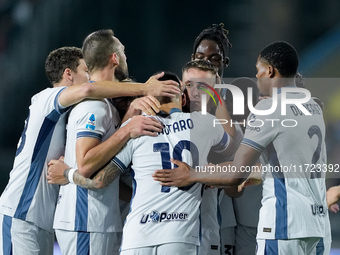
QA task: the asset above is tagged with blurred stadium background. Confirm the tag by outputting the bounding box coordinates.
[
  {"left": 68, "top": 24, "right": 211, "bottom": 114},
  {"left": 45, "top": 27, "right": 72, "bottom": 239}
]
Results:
[{"left": 0, "top": 0, "right": 339, "bottom": 253}]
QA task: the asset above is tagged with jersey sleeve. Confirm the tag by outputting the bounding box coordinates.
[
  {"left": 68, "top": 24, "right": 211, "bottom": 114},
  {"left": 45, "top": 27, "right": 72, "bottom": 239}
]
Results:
[
  {"left": 74, "top": 100, "right": 110, "bottom": 141},
  {"left": 206, "top": 113, "right": 231, "bottom": 153},
  {"left": 35, "top": 87, "right": 69, "bottom": 116},
  {"left": 111, "top": 141, "right": 134, "bottom": 173},
  {"left": 241, "top": 99, "right": 279, "bottom": 153},
  {"left": 55, "top": 87, "right": 69, "bottom": 114},
  {"left": 211, "top": 131, "right": 230, "bottom": 153}
]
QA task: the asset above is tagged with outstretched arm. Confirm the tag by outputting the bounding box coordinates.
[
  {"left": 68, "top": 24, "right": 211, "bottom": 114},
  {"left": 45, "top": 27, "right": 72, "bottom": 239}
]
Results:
[
  {"left": 153, "top": 144, "right": 261, "bottom": 187},
  {"left": 58, "top": 72, "right": 180, "bottom": 108}
]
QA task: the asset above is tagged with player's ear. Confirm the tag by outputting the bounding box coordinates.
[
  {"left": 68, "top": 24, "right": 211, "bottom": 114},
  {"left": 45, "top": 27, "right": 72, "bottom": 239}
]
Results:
[
  {"left": 268, "top": 65, "right": 275, "bottom": 78},
  {"left": 224, "top": 57, "right": 230, "bottom": 68},
  {"left": 182, "top": 90, "right": 187, "bottom": 106},
  {"left": 112, "top": 53, "right": 119, "bottom": 66},
  {"left": 64, "top": 68, "right": 73, "bottom": 82}
]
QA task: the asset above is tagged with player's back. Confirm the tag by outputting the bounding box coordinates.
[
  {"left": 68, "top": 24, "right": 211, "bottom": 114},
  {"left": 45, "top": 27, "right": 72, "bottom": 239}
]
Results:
[
  {"left": 113, "top": 109, "right": 228, "bottom": 250},
  {"left": 248, "top": 91, "right": 327, "bottom": 240},
  {"left": 0, "top": 87, "right": 68, "bottom": 232}
]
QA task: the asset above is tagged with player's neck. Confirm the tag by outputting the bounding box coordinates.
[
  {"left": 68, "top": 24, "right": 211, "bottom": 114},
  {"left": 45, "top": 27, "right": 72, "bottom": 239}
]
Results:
[
  {"left": 159, "top": 102, "right": 182, "bottom": 114},
  {"left": 269, "top": 77, "right": 295, "bottom": 96},
  {"left": 90, "top": 67, "right": 118, "bottom": 82},
  {"left": 53, "top": 79, "right": 70, "bottom": 88}
]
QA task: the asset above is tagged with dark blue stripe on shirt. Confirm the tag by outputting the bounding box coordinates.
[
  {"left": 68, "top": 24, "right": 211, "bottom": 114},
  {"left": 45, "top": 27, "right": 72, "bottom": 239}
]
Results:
[
  {"left": 2, "top": 215, "right": 12, "bottom": 255},
  {"left": 268, "top": 143, "right": 288, "bottom": 239},
  {"left": 77, "top": 232, "right": 90, "bottom": 255},
  {"left": 111, "top": 157, "right": 127, "bottom": 173},
  {"left": 77, "top": 131, "right": 102, "bottom": 141},
  {"left": 75, "top": 186, "right": 88, "bottom": 231},
  {"left": 14, "top": 110, "right": 61, "bottom": 219},
  {"left": 316, "top": 238, "right": 324, "bottom": 255},
  {"left": 212, "top": 132, "right": 229, "bottom": 152},
  {"left": 265, "top": 239, "right": 278, "bottom": 255}
]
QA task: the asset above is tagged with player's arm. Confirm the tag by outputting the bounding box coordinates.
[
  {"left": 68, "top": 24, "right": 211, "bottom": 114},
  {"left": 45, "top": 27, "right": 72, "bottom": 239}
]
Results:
[
  {"left": 153, "top": 144, "right": 260, "bottom": 187},
  {"left": 58, "top": 72, "right": 180, "bottom": 108},
  {"left": 196, "top": 144, "right": 261, "bottom": 186},
  {"left": 47, "top": 159, "right": 120, "bottom": 189},
  {"left": 77, "top": 115, "right": 162, "bottom": 178}
]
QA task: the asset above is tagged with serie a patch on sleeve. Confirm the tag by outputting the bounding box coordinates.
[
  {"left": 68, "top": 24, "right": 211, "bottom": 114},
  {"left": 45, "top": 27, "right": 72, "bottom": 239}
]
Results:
[{"left": 86, "top": 114, "right": 96, "bottom": 130}]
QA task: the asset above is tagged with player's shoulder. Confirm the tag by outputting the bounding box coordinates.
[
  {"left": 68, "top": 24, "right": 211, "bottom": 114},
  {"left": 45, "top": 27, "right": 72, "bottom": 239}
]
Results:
[
  {"left": 32, "top": 86, "right": 65, "bottom": 101},
  {"left": 70, "top": 99, "right": 114, "bottom": 123},
  {"left": 190, "top": 111, "right": 216, "bottom": 123},
  {"left": 30, "top": 87, "right": 68, "bottom": 115},
  {"left": 74, "top": 98, "right": 108, "bottom": 110},
  {"left": 254, "top": 98, "right": 273, "bottom": 110}
]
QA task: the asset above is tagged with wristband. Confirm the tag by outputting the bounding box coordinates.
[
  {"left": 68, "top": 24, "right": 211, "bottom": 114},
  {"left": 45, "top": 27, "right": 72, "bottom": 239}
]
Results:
[{"left": 68, "top": 168, "right": 77, "bottom": 184}]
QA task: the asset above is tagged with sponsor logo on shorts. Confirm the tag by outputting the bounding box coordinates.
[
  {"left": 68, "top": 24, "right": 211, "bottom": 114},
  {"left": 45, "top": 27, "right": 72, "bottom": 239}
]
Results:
[{"left": 140, "top": 210, "right": 188, "bottom": 224}]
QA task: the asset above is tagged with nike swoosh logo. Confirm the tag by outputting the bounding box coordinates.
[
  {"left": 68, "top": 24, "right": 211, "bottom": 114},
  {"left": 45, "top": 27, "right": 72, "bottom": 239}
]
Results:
[{"left": 115, "top": 124, "right": 120, "bottom": 129}]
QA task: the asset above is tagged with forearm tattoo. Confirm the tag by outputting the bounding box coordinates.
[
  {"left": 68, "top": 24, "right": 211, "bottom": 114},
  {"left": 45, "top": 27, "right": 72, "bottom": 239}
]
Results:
[
  {"left": 73, "top": 161, "right": 120, "bottom": 190},
  {"left": 73, "top": 171, "right": 96, "bottom": 189},
  {"left": 92, "top": 161, "right": 120, "bottom": 188}
]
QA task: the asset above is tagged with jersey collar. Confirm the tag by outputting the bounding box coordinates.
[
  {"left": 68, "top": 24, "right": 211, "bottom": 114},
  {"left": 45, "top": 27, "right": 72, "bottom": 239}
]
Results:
[
  {"left": 169, "top": 108, "right": 182, "bottom": 114},
  {"left": 277, "top": 85, "right": 297, "bottom": 94}
]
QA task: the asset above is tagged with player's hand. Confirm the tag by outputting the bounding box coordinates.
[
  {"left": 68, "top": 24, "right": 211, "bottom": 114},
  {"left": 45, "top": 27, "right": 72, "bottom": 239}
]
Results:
[
  {"left": 144, "top": 72, "right": 181, "bottom": 98},
  {"left": 126, "top": 115, "right": 163, "bottom": 138},
  {"left": 238, "top": 165, "right": 263, "bottom": 191},
  {"left": 152, "top": 159, "right": 194, "bottom": 187},
  {"left": 129, "top": 96, "right": 160, "bottom": 116},
  {"left": 238, "top": 177, "right": 263, "bottom": 191},
  {"left": 329, "top": 203, "right": 339, "bottom": 214},
  {"left": 327, "top": 185, "right": 340, "bottom": 210},
  {"left": 47, "top": 159, "right": 70, "bottom": 185}
]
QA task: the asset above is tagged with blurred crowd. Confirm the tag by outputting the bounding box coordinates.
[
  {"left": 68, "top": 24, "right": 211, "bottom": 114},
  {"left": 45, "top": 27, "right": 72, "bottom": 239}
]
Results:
[{"left": 0, "top": 0, "right": 40, "bottom": 54}]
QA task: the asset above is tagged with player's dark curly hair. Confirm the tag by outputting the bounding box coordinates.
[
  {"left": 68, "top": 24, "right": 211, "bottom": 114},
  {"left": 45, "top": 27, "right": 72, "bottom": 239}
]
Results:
[
  {"left": 192, "top": 23, "right": 232, "bottom": 61},
  {"left": 259, "top": 41, "right": 299, "bottom": 78},
  {"left": 45, "top": 47, "right": 83, "bottom": 85}
]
